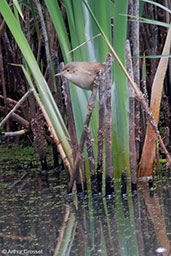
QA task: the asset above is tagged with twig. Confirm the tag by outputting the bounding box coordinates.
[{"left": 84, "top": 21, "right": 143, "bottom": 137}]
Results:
[
  {"left": 0, "top": 88, "right": 33, "bottom": 128},
  {"left": 67, "top": 33, "right": 101, "bottom": 55},
  {"left": 0, "top": 95, "right": 18, "bottom": 104},
  {"left": 11, "top": 113, "right": 29, "bottom": 128},
  {"left": 2, "top": 129, "right": 26, "bottom": 137},
  {"left": 68, "top": 84, "right": 98, "bottom": 192}
]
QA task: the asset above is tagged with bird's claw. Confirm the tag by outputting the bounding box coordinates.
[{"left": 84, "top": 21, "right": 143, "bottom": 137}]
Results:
[{"left": 93, "top": 80, "right": 99, "bottom": 87}]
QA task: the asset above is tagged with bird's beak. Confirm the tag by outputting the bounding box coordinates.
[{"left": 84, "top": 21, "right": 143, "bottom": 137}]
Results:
[{"left": 55, "top": 72, "right": 62, "bottom": 77}]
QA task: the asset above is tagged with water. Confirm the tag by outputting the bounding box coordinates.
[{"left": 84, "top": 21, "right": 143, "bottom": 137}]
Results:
[{"left": 0, "top": 145, "right": 170, "bottom": 256}]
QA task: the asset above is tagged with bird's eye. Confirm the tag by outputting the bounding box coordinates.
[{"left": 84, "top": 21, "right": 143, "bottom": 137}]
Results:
[{"left": 66, "top": 69, "right": 70, "bottom": 72}]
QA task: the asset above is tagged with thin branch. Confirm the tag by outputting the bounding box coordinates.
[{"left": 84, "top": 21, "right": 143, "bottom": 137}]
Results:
[
  {"left": 11, "top": 113, "right": 29, "bottom": 128},
  {"left": 0, "top": 95, "right": 18, "bottom": 104},
  {"left": 67, "top": 33, "right": 101, "bottom": 55},
  {"left": 2, "top": 129, "right": 26, "bottom": 137},
  {"left": 0, "top": 89, "right": 33, "bottom": 128}
]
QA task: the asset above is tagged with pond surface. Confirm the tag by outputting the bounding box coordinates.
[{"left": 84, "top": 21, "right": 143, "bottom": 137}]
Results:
[{"left": 0, "top": 145, "right": 170, "bottom": 256}]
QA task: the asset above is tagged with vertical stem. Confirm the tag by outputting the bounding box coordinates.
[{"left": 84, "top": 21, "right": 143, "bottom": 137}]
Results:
[
  {"left": 68, "top": 86, "right": 98, "bottom": 192},
  {"left": 133, "top": 0, "right": 141, "bottom": 160},
  {"left": 97, "top": 69, "right": 105, "bottom": 193},
  {"left": 125, "top": 40, "right": 137, "bottom": 185},
  {"left": 35, "top": 0, "right": 54, "bottom": 86},
  {"left": 0, "top": 37, "right": 10, "bottom": 135},
  {"left": 61, "top": 66, "right": 78, "bottom": 160},
  {"left": 132, "top": 0, "right": 140, "bottom": 87},
  {"left": 59, "top": 63, "right": 82, "bottom": 189},
  {"left": 129, "top": 0, "right": 141, "bottom": 159},
  {"left": 85, "top": 127, "right": 96, "bottom": 193},
  {"left": 105, "top": 53, "right": 113, "bottom": 195}
]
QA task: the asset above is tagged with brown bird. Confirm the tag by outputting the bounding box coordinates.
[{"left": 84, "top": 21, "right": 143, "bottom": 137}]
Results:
[{"left": 56, "top": 61, "right": 106, "bottom": 90}]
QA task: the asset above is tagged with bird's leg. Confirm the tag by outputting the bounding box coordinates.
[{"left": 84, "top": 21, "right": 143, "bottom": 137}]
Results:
[
  {"left": 88, "top": 75, "right": 100, "bottom": 109},
  {"left": 88, "top": 85, "right": 98, "bottom": 110},
  {"left": 93, "top": 80, "right": 99, "bottom": 87},
  {"left": 92, "top": 72, "right": 102, "bottom": 88},
  {"left": 92, "top": 69, "right": 104, "bottom": 88}
]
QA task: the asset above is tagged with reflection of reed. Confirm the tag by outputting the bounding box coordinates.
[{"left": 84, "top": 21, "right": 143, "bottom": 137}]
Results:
[
  {"left": 53, "top": 181, "right": 170, "bottom": 255},
  {"left": 141, "top": 182, "right": 171, "bottom": 256},
  {"left": 115, "top": 193, "right": 139, "bottom": 256},
  {"left": 74, "top": 198, "right": 121, "bottom": 255},
  {"left": 53, "top": 204, "right": 76, "bottom": 256},
  {"left": 132, "top": 194, "right": 145, "bottom": 256},
  {"left": 65, "top": 197, "right": 122, "bottom": 255},
  {"left": 101, "top": 198, "right": 120, "bottom": 255}
]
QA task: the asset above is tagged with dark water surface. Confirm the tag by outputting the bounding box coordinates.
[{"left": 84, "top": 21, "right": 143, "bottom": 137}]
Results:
[{"left": 0, "top": 146, "right": 170, "bottom": 256}]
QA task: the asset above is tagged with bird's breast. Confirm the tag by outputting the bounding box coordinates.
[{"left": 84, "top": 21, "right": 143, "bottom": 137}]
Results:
[{"left": 67, "top": 73, "right": 94, "bottom": 90}]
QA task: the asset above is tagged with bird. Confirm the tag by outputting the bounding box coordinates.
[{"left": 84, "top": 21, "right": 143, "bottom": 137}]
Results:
[{"left": 56, "top": 61, "right": 106, "bottom": 90}]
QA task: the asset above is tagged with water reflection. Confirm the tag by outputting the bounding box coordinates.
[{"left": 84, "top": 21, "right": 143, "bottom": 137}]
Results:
[{"left": 0, "top": 168, "right": 170, "bottom": 256}]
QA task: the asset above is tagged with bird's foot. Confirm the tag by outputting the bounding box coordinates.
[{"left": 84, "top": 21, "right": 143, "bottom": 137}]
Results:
[{"left": 93, "top": 80, "right": 99, "bottom": 87}]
